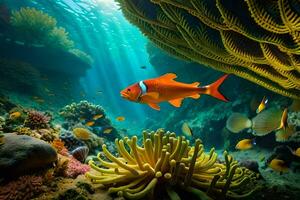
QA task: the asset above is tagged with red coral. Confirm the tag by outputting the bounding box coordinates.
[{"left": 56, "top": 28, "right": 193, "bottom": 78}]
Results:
[
  {"left": 51, "top": 139, "right": 69, "bottom": 156},
  {"left": 65, "top": 157, "right": 90, "bottom": 178},
  {"left": 24, "top": 110, "right": 51, "bottom": 129},
  {"left": 0, "top": 175, "right": 44, "bottom": 200}
]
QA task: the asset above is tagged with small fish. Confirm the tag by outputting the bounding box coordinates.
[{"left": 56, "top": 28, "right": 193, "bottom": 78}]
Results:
[
  {"left": 269, "top": 159, "right": 288, "bottom": 173},
  {"left": 181, "top": 122, "right": 193, "bottom": 137},
  {"left": 96, "top": 90, "right": 103, "bottom": 95},
  {"left": 120, "top": 73, "right": 229, "bottom": 111},
  {"left": 44, "top": 88, "right": 50, "bottom": 93},
  {"left": 116, "top": 116, "right": 125, "bottom": 121},
  {"left": 141, "top": 65, "right": 147, "bottom": 69},
  {"left": 85, "top": 121, "right": 95, "bottom": 126},
  {"left": 235, "top": 139, "right": 256, "bottom": 150},
  {"left": 277, "top": 108, "right": 288, "bottom": 131},
  {"left": 93, "top": 114, "right": 103, "bottom": 120},
  {"left": 103, "top": 128, "right": 113, "bottom": 134},
  {"left": 9, "top": 111, "right": 21, "bottom": 120},
  {"left": 256, "top": 96, "right": 268, "bottom": 113}
]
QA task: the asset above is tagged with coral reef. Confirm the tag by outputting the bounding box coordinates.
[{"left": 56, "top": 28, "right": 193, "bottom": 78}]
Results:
[
  {"left": 24, "top": 110, "right": 51, "bottom": 129},
  {"left": 117, "top": 0, "right": 300, "bottom": 99},
  {"left": 59, "top": 129, "right": 86, "bottom": 151},
  {"left": 10, "top": 7, "right": 56, "bottom": 45},
  {"left": 60, "top": 101, "right": 118, "bottom": 141},
  {"left": 9, "top": 7, "right": 92, "bottom": 64},
  {"left": 65, "top": 156, "right": 90, "bottom": 178},
  {"left": 86, "top": 129, "right": 258, "bottom": 199},
  {"left": 0, "top": 175, "right": 44, "bottom": 200},
  {"left": 69, "top": 48, "right": 94, "bottom": 65}
]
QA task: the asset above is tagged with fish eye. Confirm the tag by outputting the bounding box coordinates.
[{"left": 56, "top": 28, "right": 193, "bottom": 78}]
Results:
[{"left": 127, "top": 88, "right": 131, "bottom": 92}]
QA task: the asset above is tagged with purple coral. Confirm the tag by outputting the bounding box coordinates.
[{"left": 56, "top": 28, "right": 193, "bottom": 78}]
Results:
[
  {"left": 0, "top": 175, "right": 44, "bottom": 200},
  {"left": 24, "top": 110, "right": 51, "bottom": 129},
  {"left": 65, "top": 157, "right": 90, "bottom": 178}
]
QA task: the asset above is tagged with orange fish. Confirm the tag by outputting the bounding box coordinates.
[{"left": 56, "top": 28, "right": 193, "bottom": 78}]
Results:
[
  {"left": 116, "top": 116, "right": 125, "bottom": 121},
  {"left": 256, "top": 96, "right": 268, "bottom": 114},
  {"left": 9, "top": 111, "right": 21, "bottom": 120},
  {"left": 85, "top": 121, "right": 95, "bottom": 127},
  {"left": 235, "top": 139, "right": 256, "bottom": 150},
  {"left": 277, "top": 108, "right": 288, "bottom": 131},
  {"left": 120, "top": 73, "right": 229, "bottom": 110}
]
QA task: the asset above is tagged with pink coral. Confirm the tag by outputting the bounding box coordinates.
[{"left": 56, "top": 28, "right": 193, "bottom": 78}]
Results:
[
  {"left": 0, "top": 175, "right": 44, "bottom": 200},
  {"left": 24, "top": 110, "right": 51, "bottom": 129},
  {"left": 65, "top": 157, "right": 90, "bottom": 178}
]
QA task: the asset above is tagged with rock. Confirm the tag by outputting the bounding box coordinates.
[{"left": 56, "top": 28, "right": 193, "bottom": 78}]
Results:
[{"left": 0, "top": 133, "right": 57, "bottom": 178}]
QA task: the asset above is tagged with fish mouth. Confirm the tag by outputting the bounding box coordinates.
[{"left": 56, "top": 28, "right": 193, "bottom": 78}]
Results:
[{"left": 120, "top": 92, "right": 129, "bottom": 99}]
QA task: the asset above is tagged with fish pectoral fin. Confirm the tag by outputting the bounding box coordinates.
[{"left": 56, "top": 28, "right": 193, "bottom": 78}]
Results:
[
  {"left": 157, "top": 73, "right": 177, "bottom": 81},
  {"left": 188, "top": 94, "right": 201, "bottom": 99},
  {"left": 190, "top": 82, "right": 200, "bottom": 87},
  {"left": 168, "top": 98, "right": 184, "bottom": 107},
  {"left": 141, "top": 92, "right": 159, "bottom": 99},
  {"left": 148, "top": 103, "right": 160, "bottom": 110}
]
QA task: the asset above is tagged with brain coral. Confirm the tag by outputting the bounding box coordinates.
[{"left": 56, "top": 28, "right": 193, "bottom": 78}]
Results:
[{"left": 116, "top": 0, "right": 300, "bottom": 99}]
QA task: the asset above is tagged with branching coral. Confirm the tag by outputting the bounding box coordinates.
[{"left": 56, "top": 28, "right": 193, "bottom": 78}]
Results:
[
  {"left": 0, "top": 175, "right": 44, "bottom": 200},
  {"left": 86, "top": 129, "right": 258, "bottom": 200},
  {"left": 116, "top": 0, "right": 300, "bottom": 99},
  {"left": 60, "top": 101, "right": 118, "bottom": 141},
  {"left": 24, "top": 110, "right": 51, "bottom": 129}
]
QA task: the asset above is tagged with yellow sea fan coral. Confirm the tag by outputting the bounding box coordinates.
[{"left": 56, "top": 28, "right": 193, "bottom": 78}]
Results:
[
  {"left": 116, "top": 0, "right": 300, "bottom": 99},
  {"left": 86, "top": 129, "right": 258, "bottom": 199}
]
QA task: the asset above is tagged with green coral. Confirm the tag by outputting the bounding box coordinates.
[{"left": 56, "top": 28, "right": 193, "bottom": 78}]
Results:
[
  {"left": 11, "top": 7, "right": 57, "bottom": 45},
  {"left": 47, "top": 27, "right": 74, "bottom": 50},
  {"left": 86, "top": 129, "right": 258, "bottom": 200},
  {"left": 116, "top": 0, "right": 300, "bottom": 99},
  {"left": 10, "top": 7, "right": 92, "bottom": 64}
]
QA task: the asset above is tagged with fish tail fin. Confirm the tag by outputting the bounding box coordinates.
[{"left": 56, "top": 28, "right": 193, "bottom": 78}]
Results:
[{"left": 204, "top": 74, "right": 229, "bottom": 102}]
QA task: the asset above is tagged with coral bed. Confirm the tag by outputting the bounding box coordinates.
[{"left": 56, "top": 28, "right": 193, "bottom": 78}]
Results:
[
  {"left": 86, "top": 129, "right": 258, "bottom": 199},
  {"left": 116, "top": 0, "right": 300, "bottom": 99}
]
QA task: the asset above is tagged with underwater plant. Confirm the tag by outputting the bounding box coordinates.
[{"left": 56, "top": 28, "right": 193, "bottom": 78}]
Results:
[
  {"left": 10, "top": 7, "right": 57, "bottom": 45},
  {"left": 86, "top": 129, "right": 258, "bottom": 199},
  {"left": 116, "top": 0, "right": 300, "bottom": 99}
]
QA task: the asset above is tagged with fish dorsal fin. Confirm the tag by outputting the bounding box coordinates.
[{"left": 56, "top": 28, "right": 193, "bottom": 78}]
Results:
[
  {"left": 190, "top": 82, "right": 200, "bottom": 87},
  {"left": 148, "top": 103, "right": 160, "bottom": 110},
  {"left": 189, "top": 94, "right": 201, "bottom": 99},
  {"left": 141, "top": 92, "right": 159, "bottom": 99},
  {"left": 169, "top": 98, "right": 184, "bottom": 107},
  {"left": 157, "top": 73, "right": 177, "bottom": 81}
]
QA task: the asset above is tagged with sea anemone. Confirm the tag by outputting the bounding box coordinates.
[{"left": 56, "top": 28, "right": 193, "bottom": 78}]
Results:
[
  {"left": 24, "top": 110, "right": 51, "bottom": 129},
  {"left": 86, "top": 129, "right": 258, "bottom": 199}
]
